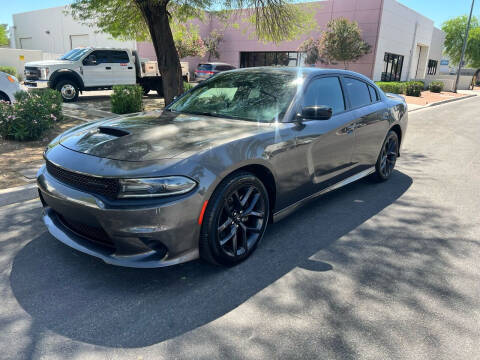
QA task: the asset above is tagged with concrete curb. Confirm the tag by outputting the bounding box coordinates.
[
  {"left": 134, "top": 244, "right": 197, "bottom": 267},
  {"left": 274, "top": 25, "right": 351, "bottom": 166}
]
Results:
[{"left": 408, "top": 94, "right": 477, "bottom": 112}]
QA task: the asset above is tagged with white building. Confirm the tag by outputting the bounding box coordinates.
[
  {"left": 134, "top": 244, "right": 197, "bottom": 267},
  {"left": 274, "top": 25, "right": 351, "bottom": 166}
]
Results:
[
  {"left": 372, "top": 0, "right": 445, "bottom": 82},
  {"left": 11, "top": 6, "right": 136, "bottom": 54}
]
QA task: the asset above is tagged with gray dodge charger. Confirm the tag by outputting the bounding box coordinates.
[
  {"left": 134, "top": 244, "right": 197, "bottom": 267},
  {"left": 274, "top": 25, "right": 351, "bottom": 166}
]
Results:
[{"left": 37, "top": 67, "right": 408, "bottom": 267}]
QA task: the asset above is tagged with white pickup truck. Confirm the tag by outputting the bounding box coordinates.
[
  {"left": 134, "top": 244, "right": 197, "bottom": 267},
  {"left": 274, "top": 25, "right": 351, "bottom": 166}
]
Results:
[{"left": 24, "top": 47, "right": 189, "bottom": 102}]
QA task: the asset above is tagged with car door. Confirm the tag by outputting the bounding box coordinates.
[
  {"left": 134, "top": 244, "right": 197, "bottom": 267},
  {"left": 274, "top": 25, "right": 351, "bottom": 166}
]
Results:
[
  {"left": 294, "top": 76, "right": 357, "bottom": 194},
  {"left": 342, "top": 77, "right": 390, "bottom": 167},
  {"left": 82, "top": 50, "right": 113, "bottom": 87},
  {"left": 109, "top": 50, "right": 136, "bottom": 85}
]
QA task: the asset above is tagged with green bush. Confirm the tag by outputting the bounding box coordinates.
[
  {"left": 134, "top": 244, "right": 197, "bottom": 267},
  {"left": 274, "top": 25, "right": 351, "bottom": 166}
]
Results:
[
  {"left": 405, "top": 81, "right": 423, "bottom": 97},
  {"left": 183, "top": 81, "right": 194, "bottom": 92},
  {"left": 0, "top": 89, "right": 63, "bottom": 141},
  {"left": 111, "top": 85, "right": 143, "bottom": 114},
  {"left": 375, "top": 82, "right": 405, "bottom": 94},
  {"left": 429, "top": 81, "right": 444, "bottom": 93},
  {"left": 0, "top": 66, "right": 17, "bottom": 77}
]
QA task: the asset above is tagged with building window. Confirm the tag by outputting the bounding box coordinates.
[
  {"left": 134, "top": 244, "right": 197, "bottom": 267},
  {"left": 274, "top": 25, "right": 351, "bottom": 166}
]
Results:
[
  {"left": 427, "top": 59, "right": 438, "bottom": 75},
  {"left": 381, "top": 52, "right": 404, "bottom": 82},
  {"left": 240, "top": 51, "right": 305, "bottom": 68}
]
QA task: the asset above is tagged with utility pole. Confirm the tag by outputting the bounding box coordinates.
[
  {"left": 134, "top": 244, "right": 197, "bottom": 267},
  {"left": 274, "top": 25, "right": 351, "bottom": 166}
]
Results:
[{"left": 454, "top": 0, "right": 475, "bottom": 93}]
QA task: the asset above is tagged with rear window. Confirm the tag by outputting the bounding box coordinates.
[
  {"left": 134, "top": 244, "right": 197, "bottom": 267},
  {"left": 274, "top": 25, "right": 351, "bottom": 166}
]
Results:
[
  {"left": 110, "top": 51, "right": 130, "bottom": 63},
  {"left": 197, "top": 64, "right": 213, "bottom": 71}
]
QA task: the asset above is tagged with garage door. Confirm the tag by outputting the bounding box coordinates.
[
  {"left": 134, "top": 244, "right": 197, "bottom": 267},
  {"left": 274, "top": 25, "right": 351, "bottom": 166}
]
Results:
[{"left": 70, "top": 34, "right": 90, "bottom": 49}]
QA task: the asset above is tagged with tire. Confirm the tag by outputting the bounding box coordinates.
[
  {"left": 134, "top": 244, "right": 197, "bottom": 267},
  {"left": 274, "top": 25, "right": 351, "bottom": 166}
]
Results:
[
  {"left": 143, "top": 86, "right": 150, "bottom": 95},
  {"left": 200, "top": 172, "right": 270, "bottom": 266},
  {"left": 156, "top": 87, "right": 163, "bottom": 97},
  {"left": 372, "top": 130, "right": 399, "bottom": 182},
  {"left": 0, "top": 92, "right": 10, "bottom": 103},
  {"left": 55, "top": 79, "right": 79, "bottom": 102}
]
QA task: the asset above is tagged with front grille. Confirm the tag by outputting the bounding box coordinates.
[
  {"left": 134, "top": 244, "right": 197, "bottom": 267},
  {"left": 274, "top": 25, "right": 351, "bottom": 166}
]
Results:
[
  {"left": 57, "top": 213, "right": 115, "bottom": 248},
  {"left": 46, "top": 161, "right": 120, "bottom": 199},
  {"left": 24, "top": 66, "right": 40, "bottom": 80}
]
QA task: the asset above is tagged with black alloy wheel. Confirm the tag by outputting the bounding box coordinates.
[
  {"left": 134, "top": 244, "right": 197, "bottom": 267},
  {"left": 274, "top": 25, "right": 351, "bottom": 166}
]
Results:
[
  {"left": 373, "top": 130, "right": 399, "bottom": 181},
  {"left": 200, "top": 172, "right": 269, "bottom": 266}
]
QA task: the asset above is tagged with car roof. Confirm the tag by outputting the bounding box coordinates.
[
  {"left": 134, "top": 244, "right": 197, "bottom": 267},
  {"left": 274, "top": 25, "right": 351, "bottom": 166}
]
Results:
[
  {"left": 232, "top": 66, "right": 373, "bottom": 82},
  {"left": 198, "top": 62, "right": 233, "bottom": 66}
]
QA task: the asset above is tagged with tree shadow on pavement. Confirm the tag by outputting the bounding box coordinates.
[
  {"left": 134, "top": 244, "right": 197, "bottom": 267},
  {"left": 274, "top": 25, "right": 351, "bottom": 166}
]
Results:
[{"left": 13, "top": 169, "right": 470, "bottom": 355}]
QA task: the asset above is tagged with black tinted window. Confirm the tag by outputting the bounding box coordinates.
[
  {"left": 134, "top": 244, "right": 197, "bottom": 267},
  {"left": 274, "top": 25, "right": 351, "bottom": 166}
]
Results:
[
  {"left": 368, "top": 85, "right": 378, "bottom": 102},
  {"left": 344, "top": 77, "right": 371, "bottom": 108},
  {"left": 87, "top": 50, "right": 111, "bottom": 64},
  {"left": 110, "top": 51, "right": 130, "bottom": 63},
  {"left": 303, "top": 77, "right": 345, "bottom": 115}
]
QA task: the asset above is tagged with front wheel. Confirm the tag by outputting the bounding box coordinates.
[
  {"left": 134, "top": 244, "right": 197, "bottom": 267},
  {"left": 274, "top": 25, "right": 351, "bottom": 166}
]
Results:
[
  {"left": 372, "top": 130, "right": 399, "bottom": 181},
  {"left": 55, "top": 80, "right": 79, "bottom": 102},
  {"left": 200, "top": 172, "right": 270, "bottom": 266}
]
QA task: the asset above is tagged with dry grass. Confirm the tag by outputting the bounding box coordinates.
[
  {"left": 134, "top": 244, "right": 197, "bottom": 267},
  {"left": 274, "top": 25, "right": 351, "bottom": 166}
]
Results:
[{"left": 0, "top": 117, "right": 84, "bottom": 189}]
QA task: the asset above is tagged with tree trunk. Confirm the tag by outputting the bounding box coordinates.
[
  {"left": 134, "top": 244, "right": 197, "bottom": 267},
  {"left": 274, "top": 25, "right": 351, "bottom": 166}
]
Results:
[{"left": 135, "top": 0, "right": 183, "bottom": 106}]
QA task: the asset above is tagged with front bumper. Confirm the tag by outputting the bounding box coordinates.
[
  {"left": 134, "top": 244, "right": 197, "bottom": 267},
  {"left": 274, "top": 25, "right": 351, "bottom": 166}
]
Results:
[
  {"left": 24, "top": 80, "right": 49, "bottom": 89},
  {"left": 37, "top": 165, "right": 201, "bottom": 268}
]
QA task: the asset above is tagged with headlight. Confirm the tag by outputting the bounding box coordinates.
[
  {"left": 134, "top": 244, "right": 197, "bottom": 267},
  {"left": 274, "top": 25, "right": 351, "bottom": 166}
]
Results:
[
  {"left": 40, "top": 68, "right": 50, "bottom": 79},
  {"left": 118, "top": 176, "right": 197, "bottom": 198}
]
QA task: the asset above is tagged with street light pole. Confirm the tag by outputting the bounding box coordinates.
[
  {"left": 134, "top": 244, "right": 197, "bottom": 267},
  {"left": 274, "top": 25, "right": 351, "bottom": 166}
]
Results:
[{"left": 454, "top": 0, "right": 475, "bottom": 93}]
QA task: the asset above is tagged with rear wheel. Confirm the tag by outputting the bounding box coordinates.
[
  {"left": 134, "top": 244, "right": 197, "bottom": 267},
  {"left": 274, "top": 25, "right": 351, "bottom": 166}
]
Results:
[
  {"left": 372, "top": 130, "right": 399, "bottom": 181},
  {"left": 143, "top": 86, "right": 151, "bottom": 95},
  {"left": 0, "top": 92, "right": 10, "bottom": 103},
  {"left": 200, "top": 172, "right": 270, "bottom": 266},
  {"left": 55, "top": 80, "right": 79, "bottom": 102}
]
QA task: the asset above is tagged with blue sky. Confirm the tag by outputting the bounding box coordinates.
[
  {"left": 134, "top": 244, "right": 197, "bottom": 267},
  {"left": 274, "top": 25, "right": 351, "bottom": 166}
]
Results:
[{"left": 0, "top": 0, "right": 479, "bottom": 27}]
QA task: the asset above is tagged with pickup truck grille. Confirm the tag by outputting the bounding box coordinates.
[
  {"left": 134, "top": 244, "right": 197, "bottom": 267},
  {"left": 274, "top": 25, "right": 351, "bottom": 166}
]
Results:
[
  {"left": 24, "top": 67, "right": 40, "bottom": 80},
  {"left": 46, "top": 161, "right": 121, "bottom": 199}
]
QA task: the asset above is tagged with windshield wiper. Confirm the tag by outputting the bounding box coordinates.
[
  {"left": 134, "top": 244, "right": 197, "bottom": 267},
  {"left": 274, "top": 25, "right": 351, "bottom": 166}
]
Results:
[{"left": 176, "top": 110, "right": 239, "bottom": 120}]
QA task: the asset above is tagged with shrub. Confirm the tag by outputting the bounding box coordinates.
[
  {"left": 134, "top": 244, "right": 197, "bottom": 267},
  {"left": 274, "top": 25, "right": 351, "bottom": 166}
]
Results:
[
  {"left": 111, "top": 85, "right": 143, "bottom": 114},
  {"left": 429, "top": 81, "right": 444, "bottom": 93},
  {"left": 0, "top": 66, "right": 17, "bottom": 77},
  {"left": 405, "top": 81, "right": 423, "bottom": 97},
  {"left": 183, "top": 81, "right": 194, "bottom": 92},
  {"left": 375, "top": 82, "right": 405, "bottom": 94},
  {"left": 0, "top": 89, "right": 63, "bottom": 141}
]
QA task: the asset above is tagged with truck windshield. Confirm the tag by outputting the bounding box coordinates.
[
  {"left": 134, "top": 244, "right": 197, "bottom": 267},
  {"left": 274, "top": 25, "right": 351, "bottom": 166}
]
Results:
[
  {"left": 168, "top": 70, "right": 302, "bottom": 123},
  {"left": 60, "top": 48, "right": 90, "bottom": 61}
]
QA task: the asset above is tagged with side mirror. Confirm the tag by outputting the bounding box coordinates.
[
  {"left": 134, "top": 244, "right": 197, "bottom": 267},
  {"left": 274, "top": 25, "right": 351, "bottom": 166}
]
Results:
[
  {"left": 299, "top": 105, "right": 333, "bottom": 121},
  {"left": 84, "top": 56, "right": 97, "bottom": 66}
]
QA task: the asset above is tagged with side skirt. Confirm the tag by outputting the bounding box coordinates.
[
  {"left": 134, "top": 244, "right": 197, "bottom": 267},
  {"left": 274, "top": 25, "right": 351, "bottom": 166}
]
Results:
[{"left": 272, "top": 167, "right": 375, "bottom": 223}]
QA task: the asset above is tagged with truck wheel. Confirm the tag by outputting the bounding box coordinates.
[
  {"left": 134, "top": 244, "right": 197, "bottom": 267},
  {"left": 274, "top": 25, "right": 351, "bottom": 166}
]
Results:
[
  {"left": 156, "top": 87, "right": 164, "bottom": 97},
  {"left": 56, "top": 80, "right": 79, "bottom": 102},
  {"left": 143, "top": 86, "right": 150, "bottom": 95}
]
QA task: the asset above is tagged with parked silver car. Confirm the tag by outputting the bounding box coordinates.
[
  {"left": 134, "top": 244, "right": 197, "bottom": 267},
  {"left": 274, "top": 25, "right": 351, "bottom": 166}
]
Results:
[
  {"left": 37, "top": 67, "right": 408, "bottom": 268},
  {"left": 0, "top": 71, "right": 23, "bottom": 102},
  {"left": 194, "top": 62, "right": 236, "bottom": 81}
]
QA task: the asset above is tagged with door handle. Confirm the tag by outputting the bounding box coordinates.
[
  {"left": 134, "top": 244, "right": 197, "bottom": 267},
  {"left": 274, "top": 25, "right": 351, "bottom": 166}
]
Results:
[
  {"left": 128, "top": 67, "right": 133, "bottom": 69},
  {"left": 105, "top": 67, "right": 111, "bottom": 70}
]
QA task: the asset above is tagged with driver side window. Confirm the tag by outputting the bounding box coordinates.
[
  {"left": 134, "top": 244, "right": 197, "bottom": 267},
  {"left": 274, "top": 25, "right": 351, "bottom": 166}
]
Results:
[{"left": 303, "top": 77, "right": 345, "bottom": 115}]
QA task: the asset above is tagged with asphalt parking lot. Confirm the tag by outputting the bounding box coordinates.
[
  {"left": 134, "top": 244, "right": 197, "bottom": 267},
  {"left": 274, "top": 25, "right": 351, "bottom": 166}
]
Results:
[{"left": 0, "top": 96, "right": 479, "bottom": 359}]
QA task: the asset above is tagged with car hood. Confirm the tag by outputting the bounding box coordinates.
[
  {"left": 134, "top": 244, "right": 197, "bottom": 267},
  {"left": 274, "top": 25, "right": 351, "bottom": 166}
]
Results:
[
  {"left": 57, "top": 110, "right": 274, "bottom": 161},
  {"left": 25, "top": 60, "right": 74, "bottom": 67}
]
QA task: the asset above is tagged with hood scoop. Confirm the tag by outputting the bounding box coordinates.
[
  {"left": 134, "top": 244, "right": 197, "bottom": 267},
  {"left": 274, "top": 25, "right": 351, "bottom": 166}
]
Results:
[{"left": 97, "top": 126, "right": 130, "bottom": 137}]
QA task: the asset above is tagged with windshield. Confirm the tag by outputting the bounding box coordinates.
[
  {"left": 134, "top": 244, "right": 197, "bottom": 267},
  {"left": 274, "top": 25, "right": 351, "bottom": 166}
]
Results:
[
  {"left": 60, "top": 48, "right": 90, "bottom": 61},
  {"left": 169, "top": 70, "right": 301, "bottom": 123}
]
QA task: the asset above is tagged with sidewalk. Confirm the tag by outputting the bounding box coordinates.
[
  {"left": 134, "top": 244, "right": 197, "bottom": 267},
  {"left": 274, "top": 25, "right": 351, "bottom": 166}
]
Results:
[{"left": 406, "top": 89, "right": 478, "bottom": 112}]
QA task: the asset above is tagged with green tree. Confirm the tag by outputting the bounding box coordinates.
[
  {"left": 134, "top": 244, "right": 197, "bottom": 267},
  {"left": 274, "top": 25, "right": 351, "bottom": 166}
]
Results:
[
  {"left": 442, "top": 15, "right": 480, "bottom": 69},
  {"left": 0, "top": 24, "right": 9, "bottom": 47},
  {"left": 319, "top": 17, "right": 371, "bottom": 70},
  {"left": 297, "top": 38, "right": 321, "bottom": 65},
  {"left": 70, "top": 0, "right": 317, "bottom": 104},
  {"left": 204, "top": 29, "right": 223, "bottom": 61}
]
